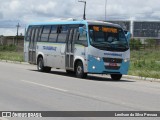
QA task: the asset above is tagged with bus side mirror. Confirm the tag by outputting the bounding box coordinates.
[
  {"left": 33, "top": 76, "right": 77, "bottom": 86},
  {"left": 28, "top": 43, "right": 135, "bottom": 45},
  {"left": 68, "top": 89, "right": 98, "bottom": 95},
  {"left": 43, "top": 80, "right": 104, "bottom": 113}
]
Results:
[{"left": 125, "top": 31, "right": 131, "bottom": 43}]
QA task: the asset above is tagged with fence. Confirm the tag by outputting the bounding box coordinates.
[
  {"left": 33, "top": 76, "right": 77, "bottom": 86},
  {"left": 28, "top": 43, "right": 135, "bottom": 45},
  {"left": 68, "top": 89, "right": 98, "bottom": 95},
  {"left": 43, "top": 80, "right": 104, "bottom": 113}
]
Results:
[
  {"left": 0, "top": 36, "right": 24, "bottom": 52},
  {"left": 130, "top": 44, "right": 160, "bottom": 51}
]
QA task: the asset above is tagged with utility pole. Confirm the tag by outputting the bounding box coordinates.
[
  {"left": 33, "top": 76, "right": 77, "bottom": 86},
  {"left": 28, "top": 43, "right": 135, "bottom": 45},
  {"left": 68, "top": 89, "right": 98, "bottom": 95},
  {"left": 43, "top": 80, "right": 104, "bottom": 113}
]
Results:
[
  {"left": 16, "top": 23, "right": 20, "bottom": 45},
  {"left": 105, "top": 0, "right": 108, "bottom": 21},
  {"left": 78, "top": 0, "right": 86, "bottom": 20}
]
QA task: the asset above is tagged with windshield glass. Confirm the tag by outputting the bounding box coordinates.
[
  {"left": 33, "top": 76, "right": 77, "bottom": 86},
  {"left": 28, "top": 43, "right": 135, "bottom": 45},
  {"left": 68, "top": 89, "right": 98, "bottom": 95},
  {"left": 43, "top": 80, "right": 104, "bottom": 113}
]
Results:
[{"left": 89, "top": 25, "right": 129, "bottom": 52}]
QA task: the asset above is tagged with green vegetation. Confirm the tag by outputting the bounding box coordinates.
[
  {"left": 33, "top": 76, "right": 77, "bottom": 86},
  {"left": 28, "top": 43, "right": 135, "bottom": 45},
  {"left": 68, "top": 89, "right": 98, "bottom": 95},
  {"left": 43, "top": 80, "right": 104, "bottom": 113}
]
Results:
[
  {"left": 0, "top": 44, "right": 17, "bottom": 51},
  {"left": 0, "top": 45, "right": 23, "bottom": 62},
  {"left": 129, "top": 50, "right": 160, "bottom": 79}
]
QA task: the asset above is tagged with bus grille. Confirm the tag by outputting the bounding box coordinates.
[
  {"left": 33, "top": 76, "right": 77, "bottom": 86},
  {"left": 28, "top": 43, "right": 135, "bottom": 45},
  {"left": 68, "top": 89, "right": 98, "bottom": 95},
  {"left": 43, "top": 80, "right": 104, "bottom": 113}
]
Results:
[{"left": 103, "top": 58, "right": 123, "bottom": 70}]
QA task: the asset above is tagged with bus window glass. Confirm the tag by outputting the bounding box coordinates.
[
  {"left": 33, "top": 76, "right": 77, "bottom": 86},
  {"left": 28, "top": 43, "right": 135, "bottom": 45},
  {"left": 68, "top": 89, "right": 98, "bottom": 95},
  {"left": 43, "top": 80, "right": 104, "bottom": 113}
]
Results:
[
  {"left": 37, "top": 27, "right": 43, "bottom": 42},
  {"left": 41, "top": 26, "right": 51, "bottom": 42},
  {"left": 51, "top": 26, "right": 57, "bottom": 34},
  {"left": 26, "top": 26, "right": 32, "bottom": 41},
  {"left": 75, "top": 29, "right": 88, "bottom": 46},
  {"left": 89, "top": 25, "right": 129, "bottom": 51},
  {"left": 49, "top": 25, "right": 58, "bottom": 42},
  {"left": 57, "top": 25, "right": 68, "bottom": 43}
]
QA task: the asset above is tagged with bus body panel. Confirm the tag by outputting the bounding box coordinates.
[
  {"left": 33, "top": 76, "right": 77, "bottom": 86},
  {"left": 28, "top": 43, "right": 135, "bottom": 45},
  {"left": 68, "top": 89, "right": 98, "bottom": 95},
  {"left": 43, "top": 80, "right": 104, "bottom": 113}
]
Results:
[
  {"left": 87, "top": 45, "right": 130, "bottom": 74},
  {"left": 24, "top": 41, "right": 29, "bottom": 62},
  {"left": 74, "top": 44, "right": 87, "bottom": 72},
  {"left": 36, "top": 42, "right": 66, "bottom": 69}
]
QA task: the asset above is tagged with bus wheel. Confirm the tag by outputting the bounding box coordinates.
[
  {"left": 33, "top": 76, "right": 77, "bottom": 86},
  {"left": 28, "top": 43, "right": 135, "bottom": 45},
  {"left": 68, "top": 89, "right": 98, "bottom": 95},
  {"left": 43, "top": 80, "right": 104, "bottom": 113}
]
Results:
[
  {"left": 110, "top": 74, "right": 122, "bottom": 81},
  {"left": 75, "top": 61, "right": 87, "bottom": 78},
  {"left": 37, "top": 57, "right": 45, "bottom": 72}
]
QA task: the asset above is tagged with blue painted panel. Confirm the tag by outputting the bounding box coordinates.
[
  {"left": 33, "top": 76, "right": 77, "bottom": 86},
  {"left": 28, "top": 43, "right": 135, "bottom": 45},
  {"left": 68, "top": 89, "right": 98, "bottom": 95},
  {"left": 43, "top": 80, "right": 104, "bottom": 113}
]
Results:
[{"left": 87, "top": 55, "right": 130, "bottom": 74}]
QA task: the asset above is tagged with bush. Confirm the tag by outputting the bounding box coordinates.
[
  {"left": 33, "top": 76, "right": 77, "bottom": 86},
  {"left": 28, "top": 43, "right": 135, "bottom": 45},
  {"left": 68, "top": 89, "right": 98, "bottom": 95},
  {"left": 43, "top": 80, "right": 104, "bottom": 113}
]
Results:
[
  {"left": 130, "top": 38, "right": 142, "bottom": 50},
  {"left": 0, "top": 44, "right": 17, "bottom": 51},
  {"left": 145, "top": 39, "right": 156, "bottom": 45}
]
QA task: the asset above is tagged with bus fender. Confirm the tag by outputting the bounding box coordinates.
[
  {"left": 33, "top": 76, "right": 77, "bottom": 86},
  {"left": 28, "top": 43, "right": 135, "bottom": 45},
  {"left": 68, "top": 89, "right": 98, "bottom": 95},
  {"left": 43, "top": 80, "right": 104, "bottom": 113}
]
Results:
[{"left": 74, "top": 56, "right": 87, "bottom": 73}]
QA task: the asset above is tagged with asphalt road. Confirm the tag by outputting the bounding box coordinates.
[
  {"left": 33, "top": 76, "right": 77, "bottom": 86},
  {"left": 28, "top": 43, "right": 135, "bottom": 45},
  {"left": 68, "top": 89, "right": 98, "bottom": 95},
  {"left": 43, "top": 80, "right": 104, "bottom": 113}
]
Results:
[{"left": 0, "top": 61, "right": 160, "bottom": 119}]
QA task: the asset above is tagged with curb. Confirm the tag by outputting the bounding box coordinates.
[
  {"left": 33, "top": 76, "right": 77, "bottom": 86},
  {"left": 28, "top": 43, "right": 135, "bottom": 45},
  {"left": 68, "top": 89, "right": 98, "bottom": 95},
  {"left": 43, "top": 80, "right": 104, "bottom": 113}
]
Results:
[
  {"left": 0, "top": 59, "right": 29, "bottom": 65},
  {"left": 123, "top": 75, "right": 160, "bottom": 82}
]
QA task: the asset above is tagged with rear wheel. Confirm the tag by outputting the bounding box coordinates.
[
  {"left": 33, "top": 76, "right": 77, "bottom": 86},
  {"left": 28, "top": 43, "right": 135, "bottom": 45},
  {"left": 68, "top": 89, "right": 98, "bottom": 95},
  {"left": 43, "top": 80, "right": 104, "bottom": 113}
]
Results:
[
  {"left": 37, "top": 57, "right": 45, "bottom": 72},
  {"left": 75, "top": 61, "right": 87, "bottom": 78},
  {"left": 110, "top": 74, "right": 122, "bottom": 81},
  {"left": 37, "top": 57, "right": 51, "bottom": 73}
]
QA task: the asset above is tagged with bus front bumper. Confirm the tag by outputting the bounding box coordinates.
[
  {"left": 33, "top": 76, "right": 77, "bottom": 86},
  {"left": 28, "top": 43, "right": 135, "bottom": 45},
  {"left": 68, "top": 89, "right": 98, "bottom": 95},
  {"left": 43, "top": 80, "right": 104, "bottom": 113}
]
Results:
[{"left": 87, "top": 56, "right": 130, "bottom": 75}]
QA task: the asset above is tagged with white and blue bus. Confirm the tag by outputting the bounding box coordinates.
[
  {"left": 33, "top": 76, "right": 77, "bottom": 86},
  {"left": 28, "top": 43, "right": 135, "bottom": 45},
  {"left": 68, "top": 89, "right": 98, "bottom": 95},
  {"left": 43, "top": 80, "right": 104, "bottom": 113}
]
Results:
[{"left": 24, "top": 20, "right": 130, "bottom": 80}]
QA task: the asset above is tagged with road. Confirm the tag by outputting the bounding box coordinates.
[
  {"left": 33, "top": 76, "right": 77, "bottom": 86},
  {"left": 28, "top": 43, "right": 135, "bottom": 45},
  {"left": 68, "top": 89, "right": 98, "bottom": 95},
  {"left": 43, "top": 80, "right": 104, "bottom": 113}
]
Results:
[{"left": 0, "top": 61, "right": 160, "bottom": 119}]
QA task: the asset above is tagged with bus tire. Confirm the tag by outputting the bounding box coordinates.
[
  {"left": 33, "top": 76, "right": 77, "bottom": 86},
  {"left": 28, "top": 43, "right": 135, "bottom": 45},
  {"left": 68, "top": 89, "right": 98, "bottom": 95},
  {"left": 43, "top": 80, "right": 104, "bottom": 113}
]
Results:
[
  {"left": 37, "top": 57, "right": 51, "bottom": 73},
  {"left": 110, "top": 74, "right": 122, "bottom": 81},
  {"left": 75, "top": 61, "right": 87, "bottom": 78},
  {"left": 37, "top": 57, "right": 45, "bottom": 72}
]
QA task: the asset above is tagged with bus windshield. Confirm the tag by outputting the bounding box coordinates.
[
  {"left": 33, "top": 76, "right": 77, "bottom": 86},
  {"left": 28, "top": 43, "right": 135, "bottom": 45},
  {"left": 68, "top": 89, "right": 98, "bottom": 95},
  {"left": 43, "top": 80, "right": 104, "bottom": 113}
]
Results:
[{"left": 89, "top": 25, "right": 129, "bottom": 52}]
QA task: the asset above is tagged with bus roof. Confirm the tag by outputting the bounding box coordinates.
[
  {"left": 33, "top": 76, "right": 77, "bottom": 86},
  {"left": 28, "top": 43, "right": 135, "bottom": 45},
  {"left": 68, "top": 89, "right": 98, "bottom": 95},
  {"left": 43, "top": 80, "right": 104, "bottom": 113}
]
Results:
[{"left": 28, "top": 20, "right": 121, "bottom": 28}]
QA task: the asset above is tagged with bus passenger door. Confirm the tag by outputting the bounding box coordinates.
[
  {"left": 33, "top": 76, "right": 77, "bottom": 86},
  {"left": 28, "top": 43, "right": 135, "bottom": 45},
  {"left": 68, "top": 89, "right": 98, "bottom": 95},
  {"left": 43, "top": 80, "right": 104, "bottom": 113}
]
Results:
[
  {"left": 65, "top": 28, "right": 77, "bottom": 70},
  {"left": 28, "top": 27, "right": 38, "bottom": 64}
]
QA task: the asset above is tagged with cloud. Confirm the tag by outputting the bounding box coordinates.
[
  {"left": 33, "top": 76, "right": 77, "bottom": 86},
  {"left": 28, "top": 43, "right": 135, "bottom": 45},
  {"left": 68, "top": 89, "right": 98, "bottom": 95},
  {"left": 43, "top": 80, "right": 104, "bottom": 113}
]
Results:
[
  {"left": 0, "top": 28, "right": 24, "bottom": 36},
  {"left": 0, "top": 0, "right": 160, "bottom": 35},
  {"left": 0, "top": 12, "right": 3, "bottom": 19},
  {"left": 1, "top": 0, "right": 160, "bottom": 21}
]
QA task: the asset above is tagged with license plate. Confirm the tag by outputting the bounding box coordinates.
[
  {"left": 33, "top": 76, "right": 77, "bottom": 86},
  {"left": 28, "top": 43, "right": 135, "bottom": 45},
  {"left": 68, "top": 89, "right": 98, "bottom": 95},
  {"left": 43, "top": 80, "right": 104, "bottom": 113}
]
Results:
[{"left": 109, "top": 63, "right": 117, "bottom": 67}]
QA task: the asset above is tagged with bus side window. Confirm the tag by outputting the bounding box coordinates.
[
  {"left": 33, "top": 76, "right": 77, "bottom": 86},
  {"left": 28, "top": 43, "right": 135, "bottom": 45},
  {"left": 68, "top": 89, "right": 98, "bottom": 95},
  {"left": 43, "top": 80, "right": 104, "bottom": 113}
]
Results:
[
  {"left": 75, "top": 30, "right": 88, "bottom": 47},
  {"left": 57, "top": 25, "right": 68, "bottom": 43},
  {"left": 26, "top": 26, "right": 32, "bottom": 41},
  {"left": 49, "top": 25, "right": 58, "bottom": 42},
  {"left": 37, "top": 26, "right": 43, "bottom": 42},
  {"left": 41, "top": 26, "right": 51, "bottom": 42}
]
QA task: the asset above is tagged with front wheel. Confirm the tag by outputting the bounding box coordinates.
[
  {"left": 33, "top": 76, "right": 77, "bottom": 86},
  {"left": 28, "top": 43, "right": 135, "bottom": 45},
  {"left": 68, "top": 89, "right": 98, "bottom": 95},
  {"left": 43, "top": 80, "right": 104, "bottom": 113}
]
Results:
[
  {"left": 110, "top": 74, "right": 122, "bottom": 81},
  {"left": 75, "top": 61, "right": 87, "bottom": 78}
]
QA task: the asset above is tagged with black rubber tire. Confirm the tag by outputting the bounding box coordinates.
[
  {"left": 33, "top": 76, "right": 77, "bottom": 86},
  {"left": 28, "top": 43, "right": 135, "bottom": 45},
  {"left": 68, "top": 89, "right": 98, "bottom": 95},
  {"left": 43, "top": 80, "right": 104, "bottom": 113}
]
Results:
[
  {"left": 37, "top": 57, "right": 51, "bottom": 73},
  {"left": 37, "top": 57, "right": 45, "bottom": 72},
  {"left": 75, "top": 61, "right": 87, "bottom": 78},
  {"left": 110, "top": 74, "right": 122, "bottom": 81}
]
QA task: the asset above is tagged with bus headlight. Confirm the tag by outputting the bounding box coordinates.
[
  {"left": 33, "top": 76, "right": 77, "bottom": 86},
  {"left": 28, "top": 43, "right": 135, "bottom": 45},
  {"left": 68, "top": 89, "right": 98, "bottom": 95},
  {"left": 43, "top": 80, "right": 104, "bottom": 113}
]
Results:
[
  {"left": 94, "top": 56, "right": 101, "bottom": 61},
  {"left": 96, "top": 57, "right": 101, "bottom": 61},
  {"left": 90, "top": 55, "right": 101, "bottom": 61},
  {"left": 124, "top": 58, "right": 130, "bottom": 62}
]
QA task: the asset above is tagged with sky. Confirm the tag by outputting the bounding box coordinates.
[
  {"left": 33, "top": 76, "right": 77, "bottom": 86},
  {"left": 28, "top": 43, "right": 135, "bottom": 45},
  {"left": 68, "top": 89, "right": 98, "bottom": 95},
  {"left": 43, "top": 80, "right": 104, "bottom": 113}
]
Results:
[{"left": 0, "top": 0, "right": 160, "bottom": 36}]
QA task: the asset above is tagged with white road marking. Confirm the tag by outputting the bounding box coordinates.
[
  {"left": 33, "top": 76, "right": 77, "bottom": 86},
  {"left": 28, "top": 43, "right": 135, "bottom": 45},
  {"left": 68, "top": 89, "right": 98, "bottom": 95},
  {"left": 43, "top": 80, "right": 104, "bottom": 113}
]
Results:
[
  {"left": 21, "top": 80, "right": 68, "bottom": 92},
  {"left": 21, "top": 81, "right": 150, "bottom": 110}
]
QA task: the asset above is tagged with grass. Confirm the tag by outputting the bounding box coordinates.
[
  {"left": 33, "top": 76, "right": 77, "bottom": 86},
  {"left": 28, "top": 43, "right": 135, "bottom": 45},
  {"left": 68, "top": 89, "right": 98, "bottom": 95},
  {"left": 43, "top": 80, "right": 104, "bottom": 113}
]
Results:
[
  {"left": 0, "top": 51, "right": 23, "bottom": 62},
  {"left": 0, "top": 45, "right": 23, "bottom": 62},
  {"left": 129, "top": 49, "right": 160, "bottom": 79}
]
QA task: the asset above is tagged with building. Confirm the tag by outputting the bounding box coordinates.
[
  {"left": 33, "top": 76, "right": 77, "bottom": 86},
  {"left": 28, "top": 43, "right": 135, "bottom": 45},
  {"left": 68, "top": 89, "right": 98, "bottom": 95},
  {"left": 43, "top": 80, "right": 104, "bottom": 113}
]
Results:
[{"left": 107, "top": 20, "right": 160, "bottom": 44}]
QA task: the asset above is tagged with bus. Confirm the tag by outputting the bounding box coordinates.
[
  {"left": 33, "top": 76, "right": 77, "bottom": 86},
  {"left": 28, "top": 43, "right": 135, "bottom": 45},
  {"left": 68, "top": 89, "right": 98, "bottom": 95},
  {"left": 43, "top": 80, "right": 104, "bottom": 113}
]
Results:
[{"left": 24, "top": 20, "right": 131, "bottom": 80}]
